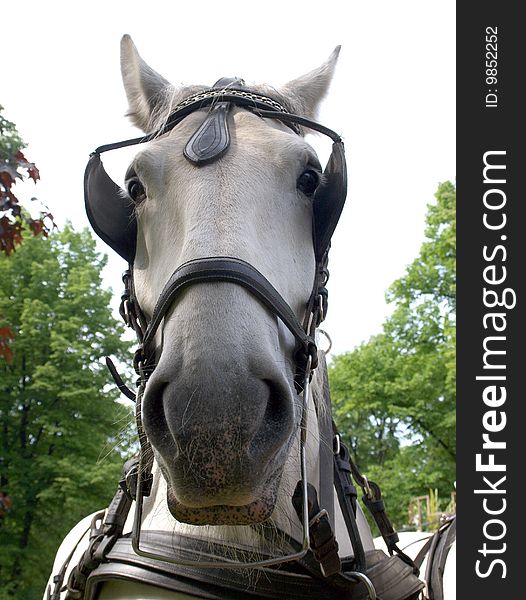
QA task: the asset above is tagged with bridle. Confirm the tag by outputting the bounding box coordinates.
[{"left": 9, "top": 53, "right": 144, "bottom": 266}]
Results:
[
  {"left": 58, "top": 79, "right": 421, "bottom": 600},
  {"left": 93, "top": 78, "right": 350, "bottom": 568},
  {"left": 84, "top": 79, "right": 348, "bottom": 385}
]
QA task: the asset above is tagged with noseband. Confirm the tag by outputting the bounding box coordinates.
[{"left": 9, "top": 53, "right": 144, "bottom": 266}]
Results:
[{"left": 133, "top": 256, "right": 320, "bottom": 389}]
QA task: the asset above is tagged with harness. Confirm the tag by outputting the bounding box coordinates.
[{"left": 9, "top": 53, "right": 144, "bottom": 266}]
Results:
[
  {"left": 413, "top": 516, "right": 456, "bottom": 600},
  {"left": 51, "top": 78, "right": 424, "bottom": 600}
]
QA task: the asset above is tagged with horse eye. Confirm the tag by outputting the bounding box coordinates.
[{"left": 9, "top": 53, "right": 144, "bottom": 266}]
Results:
[
  {"left": 127, "top": 179, "right": 146, "bottom": 202},
  {"left": 297, "top": 170, "right": 320, "bottom": 196}
]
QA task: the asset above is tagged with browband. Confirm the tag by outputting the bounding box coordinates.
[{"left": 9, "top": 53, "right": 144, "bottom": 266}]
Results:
[{"left": 91, "top": 88, "right": 304, "bottom": 156}]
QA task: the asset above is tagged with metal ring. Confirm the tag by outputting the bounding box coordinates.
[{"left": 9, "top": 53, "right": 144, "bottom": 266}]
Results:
[
  {"left": 317, "top": 329, "right": 333, "bottom": 354},
  {"left": 343, "top": 571, "right": 377, "bottom": 599}
]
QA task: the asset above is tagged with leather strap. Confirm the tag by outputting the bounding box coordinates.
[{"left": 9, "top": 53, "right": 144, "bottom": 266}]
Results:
[
  {"left": 184, "top": 103, "right": 232, "bottom": 164},
  {"left": 252, "top": 110, "right": 342, "bottom": 143},
  {"left": 425, "top": 516, "right": 456, "bottom": 600},
  {"left": 333, "top": 436, "right": 366, "bottom": 572},
  {"left": 291, "top": 483, "right": 341, "bottom": 577},
  {"left": 87, "top": 535, "right": 345, "bottom": 600},
  {"left": 315, "top": 360, "right": 336, "bottom": 532},
  {"left": 137, "top": 256, "right": 318, "bottom": 387},
  {"left": 413, "top": 535, "right": 433, "bottom": 571},
  {"left": 90, "top": 94, "right": 346, "bottom": 158},
  {"left": 333, "top": 424, "right": 419, "bottom": 576},
  {"left": 91, "top": 90, "right": 300, "bottom": 156}
]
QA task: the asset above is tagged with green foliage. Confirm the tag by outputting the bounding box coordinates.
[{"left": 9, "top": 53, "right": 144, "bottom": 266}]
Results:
[
  {"left": 0, "top": 109, "right": 24, "bottom": 162},
  {"left": 330, "top": 181, "right": 456, "bottom": 531},
  {"left": 1, "top": 107, "right": 55, "bottom": 362},
  {"left": 0, "top": 227, "right": 134, "bottom": 599}
]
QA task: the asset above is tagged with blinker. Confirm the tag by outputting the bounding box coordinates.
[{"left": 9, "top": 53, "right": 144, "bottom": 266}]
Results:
[{"left": 84, "top": 153, "right": 137, "bottom": 263}]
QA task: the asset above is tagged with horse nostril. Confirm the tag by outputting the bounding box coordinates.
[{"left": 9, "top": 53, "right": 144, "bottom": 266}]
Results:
[
  {"left": 262, "top": 379, "right": 290, "bottom": 427},
  {"left": 142, "top": 380, "right": 170, "bottom": 438},
  {"left": 247, "top": 379, "right": 294, "bottom": 461}
]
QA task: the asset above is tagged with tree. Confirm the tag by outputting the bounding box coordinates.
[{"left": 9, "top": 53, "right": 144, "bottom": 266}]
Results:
[
  {"left": 0, "top": 227, "right": 134, "bottom": 599},
  {"left": 0, "top": 106, "right": 55, "bottom": 362},
  {"left": 330, "top": 181, "right": 456, "bottom": 530},
  {"left": 0, "top": 106, "right": 54, "bottom": 255}
]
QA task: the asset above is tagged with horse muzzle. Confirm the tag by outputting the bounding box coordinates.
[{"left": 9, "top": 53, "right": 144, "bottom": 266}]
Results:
[{"left": 141, "top": 311, "right": 298, "bottom": 524}]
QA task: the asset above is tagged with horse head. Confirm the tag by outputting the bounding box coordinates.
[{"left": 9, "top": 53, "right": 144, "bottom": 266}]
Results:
[{"left": 87, "top": 35, "right": 342, "bottom": 528}]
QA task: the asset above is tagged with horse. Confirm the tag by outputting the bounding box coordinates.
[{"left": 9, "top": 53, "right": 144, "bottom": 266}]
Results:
[{"left": 45, "top": 36, "right": 454, "bottom": 600}]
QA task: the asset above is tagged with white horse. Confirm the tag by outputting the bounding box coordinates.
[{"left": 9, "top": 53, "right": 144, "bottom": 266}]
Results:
[{"left": 45, "top": 36, "right": 454, "bottom": 600}]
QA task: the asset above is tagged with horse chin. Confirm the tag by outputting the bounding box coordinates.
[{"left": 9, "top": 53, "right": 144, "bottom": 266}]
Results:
[{"left": 165, "top": 477, "right": 281, "bottom": 526}]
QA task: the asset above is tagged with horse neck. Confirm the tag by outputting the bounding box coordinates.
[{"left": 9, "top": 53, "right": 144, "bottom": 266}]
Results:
[{"left": 138, "top": 355, "right": 328, "bottom": 550}]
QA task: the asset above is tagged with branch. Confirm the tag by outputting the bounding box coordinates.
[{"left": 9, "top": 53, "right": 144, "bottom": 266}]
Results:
[{"left": 414, "top": 417, "right": 456, "bottom": 460}]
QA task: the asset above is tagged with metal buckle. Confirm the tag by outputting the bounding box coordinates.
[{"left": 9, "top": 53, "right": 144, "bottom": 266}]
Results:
[
  {"left": 119, "top": 271, "right": 132, "bottom": 326},
  {"left": 317, "top": 293, "right": 325, "bottom": 324},
  {"left": 309, "top": 508, "right": 329, "bottom": 528},
  {"left": 131, "top": 356, "right": 315, "bottom": 570},
  {"left": 362, "top": 475, "right": 373, "bottom": 500}
]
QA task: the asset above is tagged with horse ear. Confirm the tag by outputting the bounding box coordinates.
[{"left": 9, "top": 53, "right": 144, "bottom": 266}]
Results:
[
  {"left": 120, "top": 34, "right": 173, "bottom": 132},
  {"left": 280, "top": 46, "right": 341, "bottom": 120}
]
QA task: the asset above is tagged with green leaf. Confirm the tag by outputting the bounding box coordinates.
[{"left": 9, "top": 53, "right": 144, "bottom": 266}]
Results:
[{"left": 0, "top": 226, "right": 134, "bottom": 597}]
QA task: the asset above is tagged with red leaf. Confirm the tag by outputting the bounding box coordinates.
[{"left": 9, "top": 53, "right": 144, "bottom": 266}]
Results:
[
  {"left": 0, "top": 344, "right": 13, "bottom": 362},
  {"left": 29, "top": 219, "right": 44, "bottom": 236},
  {"left": 0, "top": 344, "right": 14, "bottom": 363},
  {"left": 0, "top": 326, "right": 15, "bottom": 363},
  {"left": 15, "top": 151, "right": 30, "bottom": 167},
  {"left": 0, "top": 216, "right": 24, "bottom": 256},
  {"left": 0, "top": 166, "right": 20, "bottom": 189},
  {"left": 27, "top": 163, "right": 40, "bottom": 182},
  {"left": 0, "top": 326, "right": 15, "bottom": 340},
  {"left": 13, "top": 151, "right": 40, "bottom": 182}
]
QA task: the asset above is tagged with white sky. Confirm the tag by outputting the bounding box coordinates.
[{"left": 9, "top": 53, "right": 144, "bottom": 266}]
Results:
[{"left": 3, "top": 0, "right": 455, "bottom": 358}]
